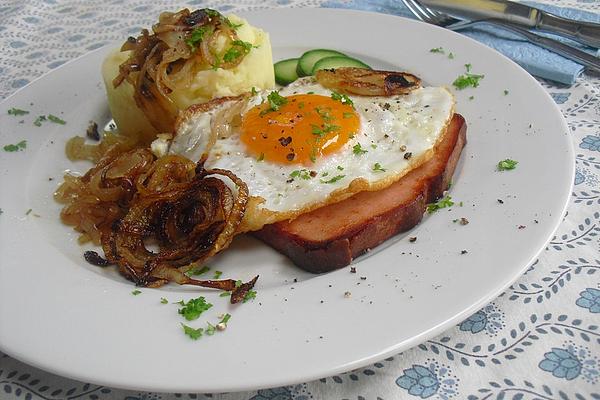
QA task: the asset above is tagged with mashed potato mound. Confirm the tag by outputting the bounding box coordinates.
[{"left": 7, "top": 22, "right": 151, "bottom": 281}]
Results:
[{"left": 102, "top": 14, "right": 275, "bottom": 142}]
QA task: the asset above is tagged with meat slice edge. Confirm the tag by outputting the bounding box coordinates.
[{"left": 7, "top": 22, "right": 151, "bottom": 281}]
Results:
[{"left": 253, "top": 113, "right": 467, "bottom": 273}]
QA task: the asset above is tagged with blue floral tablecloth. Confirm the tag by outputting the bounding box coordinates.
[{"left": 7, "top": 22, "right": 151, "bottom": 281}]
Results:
[{"left": 1, "top": 1, "right": 599, "bottom": 399}]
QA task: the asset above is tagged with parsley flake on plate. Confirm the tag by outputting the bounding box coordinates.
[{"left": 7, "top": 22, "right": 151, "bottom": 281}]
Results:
[
  {"left": 8, "top": 107, "right": 29, "bottom": 116},
  {"left": 181, "top": 323, "right": 203, "bottom": 340},
  {"left": 497, "top": 159, "right": 518, "bottom": 171},
  {"left": 430, "top": 47, "right": 445, "bottom": 54},
  {"left": 426, "top": 195, "right": 455, "bottom": 213},
  {"left": 131, "top": 289, "right": 141, "bottom": 295},
  {"left": 3, "top": 140, "right": 27, "bottom": 152},
  {"left": 205, "top": 322, "right": 217, "bottom": 336},
  {"left": 178, "top": 296, "right": 213, "bottom": 321},
  {"left": 243, "top": 290, "right": 257, "bottom": 303},
  {"left": 453, "top": 73, "right": 484, "bottom": 90},
  {"left": 48, "top": 114, "right": 66, "bottom": 125},
  {"left": 33, "top": 115, "right": 46, "bottom": 127},
  {"left": 452, "top": 64, "right": 484, "bottom": 90}
]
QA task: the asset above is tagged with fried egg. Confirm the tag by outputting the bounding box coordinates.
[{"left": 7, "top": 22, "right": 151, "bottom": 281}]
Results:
[{"left": 160, "top": 77, "right": 455, "bottom": 231}]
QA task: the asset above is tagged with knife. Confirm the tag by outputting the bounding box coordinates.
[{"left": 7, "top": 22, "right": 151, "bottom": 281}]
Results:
[{"left": 422, "top": 0, "right": 600, "bottom": 48}]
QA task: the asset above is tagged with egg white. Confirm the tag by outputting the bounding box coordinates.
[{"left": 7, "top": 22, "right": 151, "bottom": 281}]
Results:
[{"left": 165, "top": 78, "right": 455, "bottom": 231}]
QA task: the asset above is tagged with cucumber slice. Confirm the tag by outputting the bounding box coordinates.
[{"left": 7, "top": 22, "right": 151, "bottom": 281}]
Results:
[
  {"left": 274, "top": 58, "right": 300, "bottom": 85},
  {"left": 312, "top": 56, "right": 371, "bottom": 74},
  {"left": 297, "top": 49, "right": 347, "bottom": 77}
]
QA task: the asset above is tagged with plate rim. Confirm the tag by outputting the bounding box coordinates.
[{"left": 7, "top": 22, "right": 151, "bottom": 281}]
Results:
[{"left": 0, "top": 7, "right": 575, "bottom": 393}]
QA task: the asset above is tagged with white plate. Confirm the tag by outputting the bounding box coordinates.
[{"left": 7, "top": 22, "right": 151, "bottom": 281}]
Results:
[{"left": 0, "top": 8, "right": 573, "bottom": 393}]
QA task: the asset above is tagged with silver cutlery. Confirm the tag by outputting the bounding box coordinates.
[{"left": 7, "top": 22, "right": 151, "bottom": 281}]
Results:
[
  {"left": 422, "top": 0, "right": 600, "bottom": 48},
  {"left": 401, "top": 0, "right": 600, "bottom": 73}
]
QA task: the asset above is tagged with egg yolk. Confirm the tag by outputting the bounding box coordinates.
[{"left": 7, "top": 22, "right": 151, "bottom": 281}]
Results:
[{"left": 241, "top": 94, "right": 359, "bottom": 164}]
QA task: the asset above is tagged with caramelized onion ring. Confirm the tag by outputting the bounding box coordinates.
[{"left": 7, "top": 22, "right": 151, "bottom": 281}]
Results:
[
  {"left": 100, "top": 158, "right": 249, "bottom": 290},
  {"left": 315, "top": 67, "right": 421, "bottom": 96},
  {"left": 113, "top": 8, "right": 249, "bottom": 134}
]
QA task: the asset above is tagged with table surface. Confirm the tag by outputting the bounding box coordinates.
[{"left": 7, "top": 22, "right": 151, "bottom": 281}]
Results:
[{"left": 1, "top": 1, "right": 599, "bottom": 399}]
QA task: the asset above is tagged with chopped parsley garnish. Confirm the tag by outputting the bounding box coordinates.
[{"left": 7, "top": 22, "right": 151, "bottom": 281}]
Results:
[
  {"left": 213, "top": 270, "right": 223, "bottom": 279},
  {"left": 33, "top": 115, "right": 46, "bottom": 127},
  {"left": 311, "top": 124, "right": 325, "bottom": 137},
  {"left": 309, "top": 147, "right": 317, "bottom": 163},
  {"left": 220, "top": 313, "right": 231, "bottom": 325},
  {"left": 131, "top": 289, "right": 141, "bottom": 295},
  {"left": 315, "top": 106, "right": 333, "bottom": 121},
  {"left": 205, "top": 322, "right": 216, "bottom": 335},
  {"left": 430, "top": 47, "right": 445, "bottom": 53},
  {"left": 331, "top": 91, "right": 353, "bottom": 107},
  {"left": 251, "top": 86, "right": 258, "bottom": 96},
  {"left": 25, "top": 208, "right": 32, "bottom": 215},
  {"left": 48, "top": 114, "right": 66, "bottom": 125},
  {"left": 178, "top": 296, "right": 213, "bottom": 321},
  {"left": 263, "top": 91, "right": 287, "bottom": 113},
  {"left": 8, "top": 107, "right": 29, "bottom": 116},
  {"left": 448, "top": 52, "right": 455, "bottom": 59},
  {"left": 320, "top": 175, "right": 345, "bottom": 184},
  {"left": 160, "top": 297, "right": 168, "bottom": 304},
  {"left": 469, "top": 96, "right": 474, "bottom": 100},
  {"left": 343, "top": 112, "right": 354, "bottom": 119},
  {"left": 497, "top": 159, "right": 518, "bottom": 171},
  {"left": 504, "top": 89, "right": 509, "bottom": 95},
  {"left": 372, "top": 163, "right": 386, "bottom": 172},
  {"left": 186, "top": 265, "right": 210, "bottom": 276},
  {"left": 426, "top": 195, "right": 455, "bottom": 213},
  {"left": 185, "top": 26, "right": 213, "bottom": 50},
  {"left": 352, "top": 143, "right": 368, "bottom": 155},
  {"left": 453, "top": 64, "right": 483, "bottom": 89},
  {"left": 243, "top": 290, "right": 257, "bottom": 303},
  {"left": 290, "top": 169, "right": 313, "bottom": 180},
  {"left": 219, "top": 291, "right": 231, "bottom": 297},
  {"left": 204, "top": 8, "right": 221, "bottom": 18},
  {"left": 337, "top": 165, "right": 344, "bottom": 171},
  {"left": 453, "top": 72, "right": 484, "bottom": 90},
  {"left": 371, "top": 144, "right": 377, "bottom": 149},
  {"left": 225, "top": 18, "right": 243, "bottom": 30},
  {"left": 311, "top": 122, "right": 340, "bottom": 137},
  {"left": 323, "top": 123, "right": 340, "bottom": 133},
  {"left": 223, "top": 40, "right": 255, "bottom": 63},
  {"left": 182, "top": 323, "right": 203, "bottom": 340},
  {"left": 3, "top": 140, "right": 27, "bottom": 152}
]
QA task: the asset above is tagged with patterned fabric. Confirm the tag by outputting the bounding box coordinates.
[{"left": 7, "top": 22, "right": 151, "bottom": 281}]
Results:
[{"left": 1, "top": 0, "right": 599, "bottom": 399}]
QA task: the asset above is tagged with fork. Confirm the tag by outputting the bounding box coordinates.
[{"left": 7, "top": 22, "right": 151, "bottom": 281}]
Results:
[{"left": 401, "top": 0, "right": 600, "bottom": 73}]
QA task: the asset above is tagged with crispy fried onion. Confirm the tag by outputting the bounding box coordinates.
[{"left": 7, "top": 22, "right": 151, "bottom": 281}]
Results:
[
  {"left": 56, "top": 148, "right": 255, "bottom": 302},
  {"left": 113, "top": 8, "right": 250, "bottom": 134},
  {"left": 315, "top": 67, "right": 421, "bottom": 96}
]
